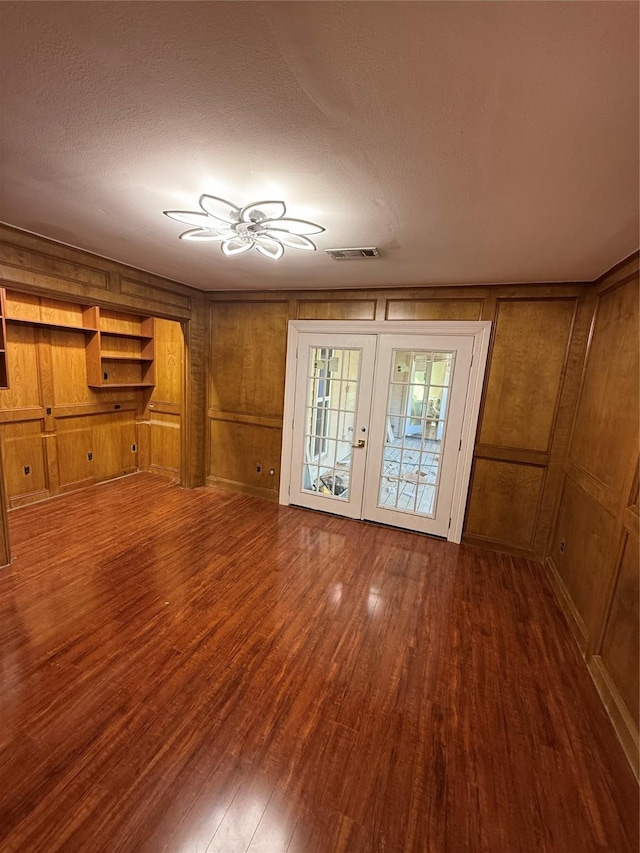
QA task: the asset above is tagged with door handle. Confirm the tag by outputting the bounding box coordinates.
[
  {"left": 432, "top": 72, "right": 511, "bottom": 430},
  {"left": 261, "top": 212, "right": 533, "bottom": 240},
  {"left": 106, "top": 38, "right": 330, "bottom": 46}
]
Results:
[{"left": 351, "top": 439, "right": 366, "bottom": 449}]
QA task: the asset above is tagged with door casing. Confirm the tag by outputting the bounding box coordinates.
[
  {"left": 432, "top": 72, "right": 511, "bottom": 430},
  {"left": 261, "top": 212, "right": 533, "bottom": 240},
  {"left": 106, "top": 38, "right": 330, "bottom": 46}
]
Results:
[{"left": 279, "top": 320, "right": 492, "bottom": 543}]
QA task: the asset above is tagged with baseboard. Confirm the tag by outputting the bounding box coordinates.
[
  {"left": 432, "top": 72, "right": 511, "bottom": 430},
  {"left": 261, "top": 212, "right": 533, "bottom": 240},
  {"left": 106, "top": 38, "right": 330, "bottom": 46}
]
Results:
[
  {"left": 462, "top": 532, "right": 541, "bottom": 562},
  {"left": 588, "top": 655, "right": 639, "bottom": 782},
  {"left": 206, "top": 475, "right": 279, "bottom": 503},
  {"left": 543, "top": 555, "right": 589, "bottom": 654}
]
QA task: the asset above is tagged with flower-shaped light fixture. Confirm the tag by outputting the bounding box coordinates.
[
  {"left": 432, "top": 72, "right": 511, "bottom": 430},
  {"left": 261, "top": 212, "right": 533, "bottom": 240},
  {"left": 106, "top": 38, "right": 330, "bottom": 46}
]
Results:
[{"left": 163, "top": 195, "right": 325, "bottom": 260}]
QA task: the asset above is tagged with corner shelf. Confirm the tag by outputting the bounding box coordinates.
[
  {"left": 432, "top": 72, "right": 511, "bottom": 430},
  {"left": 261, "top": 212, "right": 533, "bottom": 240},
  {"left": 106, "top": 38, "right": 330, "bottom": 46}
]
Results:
[{"left": 86, "top": 309, "right": 155, "bottom": 389}]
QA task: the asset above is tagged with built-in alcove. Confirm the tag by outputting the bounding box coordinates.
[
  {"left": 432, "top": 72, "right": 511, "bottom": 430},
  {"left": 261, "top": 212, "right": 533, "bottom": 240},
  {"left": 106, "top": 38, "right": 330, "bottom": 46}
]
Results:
[{"left": 0, "top": 287, "right": 184, "bottom": 509}]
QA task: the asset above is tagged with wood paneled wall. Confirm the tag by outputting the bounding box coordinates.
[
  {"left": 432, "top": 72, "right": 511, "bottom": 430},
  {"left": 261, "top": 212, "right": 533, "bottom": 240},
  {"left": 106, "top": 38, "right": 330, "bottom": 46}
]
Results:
[
  {"left": 207, "top": 284, "right": 588, "bottom": 559},
  {"left": 143, "top": 318, "right": 184, "bottom": 480},
  {"left": 544, "top": 254, "right": 639, "bottom": 777},
  {"left": 0, "top": 225, "right": 205, "bottom": 565},
  {"left": 0, "top": 292, "right": 184, "bottom": 507}
]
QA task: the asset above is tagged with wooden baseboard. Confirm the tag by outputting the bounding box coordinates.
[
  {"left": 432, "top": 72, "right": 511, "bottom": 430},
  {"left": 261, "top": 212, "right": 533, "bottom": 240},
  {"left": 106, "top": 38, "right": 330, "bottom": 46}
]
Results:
[
  {"left": 589, "top": 654, "right": 639, "bottom": 782},
  {"left": 543, "top": 555, "right": 589, "bottom": 653},
  {"left": 9, "top": 489, "right": 50, "bottom": 509},
  {"left": 462, "top": 532, "right": 541, "bottom": 562},
  {"left": 148, "top": 465, "right": 180, "bottom": 481},
  {"left": 206, "top": 475, "right": 279, "bottom": 503}
]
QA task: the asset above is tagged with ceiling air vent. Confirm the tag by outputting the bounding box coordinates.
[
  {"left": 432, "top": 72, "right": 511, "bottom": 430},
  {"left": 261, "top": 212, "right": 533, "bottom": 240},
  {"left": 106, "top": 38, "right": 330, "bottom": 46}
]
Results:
[{"left": 325, "top": 247, "right": 380, "bottom": 260}]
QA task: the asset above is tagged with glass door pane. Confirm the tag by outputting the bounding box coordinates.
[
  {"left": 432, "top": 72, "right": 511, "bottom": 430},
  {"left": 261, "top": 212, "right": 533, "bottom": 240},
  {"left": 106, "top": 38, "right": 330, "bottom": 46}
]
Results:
[
  {"left": 378, "top": 350, "right": 454, "bottom": 517},
  {"left": 302, "top": 347, "right": 361, "bottom": 501}
]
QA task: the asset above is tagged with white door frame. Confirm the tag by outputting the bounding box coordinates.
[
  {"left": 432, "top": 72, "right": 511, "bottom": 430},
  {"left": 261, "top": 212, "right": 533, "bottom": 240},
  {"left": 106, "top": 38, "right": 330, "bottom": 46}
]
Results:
[{"left": 279, "top": 320, "right": 492, "bottom": 543}]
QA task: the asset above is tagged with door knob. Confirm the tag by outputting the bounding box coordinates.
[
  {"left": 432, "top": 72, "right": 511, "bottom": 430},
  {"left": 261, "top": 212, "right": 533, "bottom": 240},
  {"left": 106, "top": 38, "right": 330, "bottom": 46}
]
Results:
[{"left": 352, "top": 439, "right": 366, "bottom": 448}]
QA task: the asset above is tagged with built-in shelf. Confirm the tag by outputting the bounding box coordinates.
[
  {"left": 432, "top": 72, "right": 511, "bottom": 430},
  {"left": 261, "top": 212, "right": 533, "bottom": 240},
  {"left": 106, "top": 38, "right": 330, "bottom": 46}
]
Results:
[
  {"left": 1, "top": 291, "right": 156, "bottom": 391},
  {"left": 4, "top": 292, "right": 98, "bottom": 333},
  {"left": 86, "top": 309, "right": 155, "bottom": 389}
]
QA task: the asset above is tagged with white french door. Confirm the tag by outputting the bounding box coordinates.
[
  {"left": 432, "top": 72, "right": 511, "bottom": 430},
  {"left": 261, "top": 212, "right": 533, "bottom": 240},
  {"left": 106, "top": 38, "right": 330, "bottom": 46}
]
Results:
[
  {"left": 289, "top": 333, "right": 377, "bottom": 520},
  {"left": 281, "top": 321, "right": 491, "bottom": 542}
]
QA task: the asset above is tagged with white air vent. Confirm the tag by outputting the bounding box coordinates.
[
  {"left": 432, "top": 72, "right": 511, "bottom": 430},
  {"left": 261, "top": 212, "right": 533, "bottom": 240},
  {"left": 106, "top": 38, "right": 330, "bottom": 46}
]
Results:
[{"left": 325, "top": 247, "right": 380, "bottom": 260}]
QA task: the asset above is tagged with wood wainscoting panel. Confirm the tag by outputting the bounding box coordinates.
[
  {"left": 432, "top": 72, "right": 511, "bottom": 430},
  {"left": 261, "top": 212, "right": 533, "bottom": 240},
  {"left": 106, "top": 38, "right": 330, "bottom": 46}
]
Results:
[
  {"left": 385, "top": 298, "right": 484, "bottom": 321},
  {"left": 0, "top": 323, "right": 41, "bottom": 409},
  {"left": 54, "top": 411, "right": 137, "bottom": 491},
  {"left": 1, "top": 419, "right": 48, "bottom": 505},
  {"left": 600, "top": 530, "right": 639, "bottom": 728},
  {"left": 151, "top": 318, "right": 183, "bottom": 406},
  {"left": 465, "top": 459, "right": 545, "bottom": 549},
  {"left": 149, "top": 412, "right": 181, "bottom": 477},
  {"left": 479, "top": 298, "right": 576, "bottom": 452},
  {"left": 208, "top": 419, "right": 282, "bottom": 498},
  {"left": 297, "top": 300, "right": 376, "bottom": 320},
  {"left": 548, "top": 475, "right": 616, "bottom": 645},
  {"left": 209, "top": 301, "right": 289, "bottom": 420},
  {"left": 91, "top": 411, "right": 138, "bottom": 481},
  {"left": 568, "top": 279, "right": 639, "bottom": 491}
]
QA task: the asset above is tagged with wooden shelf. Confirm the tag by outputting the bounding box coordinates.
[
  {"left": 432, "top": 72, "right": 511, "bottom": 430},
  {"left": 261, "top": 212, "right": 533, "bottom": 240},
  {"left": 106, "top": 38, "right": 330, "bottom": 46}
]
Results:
[
  {"left": 4, "top": 292, "right": 98, "bottom": 333},
  {"left": 88, "top": 383, "right": 156, "bottom": 389},
  {"left": 99, "top": 329, "right": 152, "bottom": 340},
  {"left": 6, "top": 316, "right": 98, "bottom": 334},
  {"left": 86, "top": 309, "right": 155, "bottom": 389},
  {"left": 0, "top": 292, "right": 156, "bottom": 392}
]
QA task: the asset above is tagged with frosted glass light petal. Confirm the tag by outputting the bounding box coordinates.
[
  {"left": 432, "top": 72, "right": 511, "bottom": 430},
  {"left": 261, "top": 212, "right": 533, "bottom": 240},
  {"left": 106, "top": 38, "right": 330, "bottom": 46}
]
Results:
[
  {"left": 240, "top": 200, "right": 287, "bottom": 223},
  {"left": 180, "top": 228, "right": 235, "bottom": 242},
  {"left": 260, "top": 229, "right": 316, "bottom": 251},
  {"left": 221, "top": 238, "right": 255, "bottom": 256},
  {"left": 261, "top": 218, "right": 325, "bottom": 235},
  {"left": 164, "top": 210, "right": 215, "bottom": 228},
  {"left": 198, "top": 195, "right": 240, "bottom": 223},
  {"left": 255, "top": 238, "right": 285, "bottom": 260}
]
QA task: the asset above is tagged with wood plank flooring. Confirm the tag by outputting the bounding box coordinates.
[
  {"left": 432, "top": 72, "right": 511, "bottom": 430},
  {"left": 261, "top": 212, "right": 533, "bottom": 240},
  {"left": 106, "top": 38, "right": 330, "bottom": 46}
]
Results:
[{"left": 0, "top": 472, "right": 637, "bottom": 852}]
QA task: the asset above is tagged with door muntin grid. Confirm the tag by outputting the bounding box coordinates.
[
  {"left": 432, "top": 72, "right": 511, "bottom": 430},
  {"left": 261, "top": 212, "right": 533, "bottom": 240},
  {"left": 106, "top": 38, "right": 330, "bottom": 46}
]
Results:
[
  {"left": 302, "top": 347, "right": 362, "bottom": 500},
  {"left": 378, "top": 350, "right": 455, "bottom": 517}
]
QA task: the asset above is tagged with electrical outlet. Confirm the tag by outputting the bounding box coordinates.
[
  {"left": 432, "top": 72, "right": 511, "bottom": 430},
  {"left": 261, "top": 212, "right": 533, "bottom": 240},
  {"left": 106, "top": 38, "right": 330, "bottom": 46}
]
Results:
[
  {"left": 560, "top": 538, "right": 566, "bottom": 553},
  {"left": 87, "top": 452, "right": 93, "bottom": 461},
  {"left": 24, "top": 465, "right": 31, "bottom": 475}
]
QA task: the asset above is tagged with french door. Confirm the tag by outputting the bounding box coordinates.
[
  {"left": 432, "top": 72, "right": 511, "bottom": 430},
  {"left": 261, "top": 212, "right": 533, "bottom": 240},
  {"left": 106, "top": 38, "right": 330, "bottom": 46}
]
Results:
[{"left": 284, "top": 323, "right": 487, "bottom": 541}]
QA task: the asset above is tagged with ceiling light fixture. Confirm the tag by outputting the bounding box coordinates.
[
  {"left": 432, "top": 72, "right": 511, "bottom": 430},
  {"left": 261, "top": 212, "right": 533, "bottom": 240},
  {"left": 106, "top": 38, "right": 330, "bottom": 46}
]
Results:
[{"left": 163, "top": 195, "right": 325, "bottom": 260}]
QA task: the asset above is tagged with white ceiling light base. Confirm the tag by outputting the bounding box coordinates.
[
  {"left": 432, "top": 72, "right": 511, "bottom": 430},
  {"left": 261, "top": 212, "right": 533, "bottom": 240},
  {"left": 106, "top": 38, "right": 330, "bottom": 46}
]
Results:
[{"left": 164, "top": 195, "right": 325, "bottom": 260}]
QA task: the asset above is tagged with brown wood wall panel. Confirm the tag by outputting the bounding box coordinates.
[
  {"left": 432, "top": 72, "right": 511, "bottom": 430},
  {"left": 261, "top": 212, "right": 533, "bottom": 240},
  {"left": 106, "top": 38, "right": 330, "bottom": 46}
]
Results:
[
  {"left": 55, "top": 412, "right": 136, "bottom": 488},
  {"left": 150, "top": 318, "right": 183, "bottom": 405},
  {"left": 0, "top": 324, "right": 41, "bottom": 409},
  {"left": 150, "top": 413, "right": 181, "bottom": 475},
  {"left": 465, "top": 459, "right": 545, "bottom": 548},
  {"left": 568, "top": 281, "right": 639, "bottom": 490},
  {"left": 206, "top": 284, "right": 588, "bottom": 558},
  {"left": 385, "top": 299, "right": 483, "bottom": 321},
  {"left": 297, "top": 300, "right": 376, "bottom": 320},
  {"left": 1, "top": 420, "right": 48, "bottom": 500},
  {"left": 0, "top": 240, "right": 109, "bottom": 290},
  {"left": 600, "top": 530, "right": 639, "bottom": 727},
  {"left": 209, "top": 419, "right": 282, "bottom": 496},
  {"left": 479, "top": 298, "right": 575, "bottom": 452},
  {"left": 209, "top": 301, "right": 288, "bottom": 419},
  {"left": 549, "top": 476, "right": 617, "bottom": 642}
]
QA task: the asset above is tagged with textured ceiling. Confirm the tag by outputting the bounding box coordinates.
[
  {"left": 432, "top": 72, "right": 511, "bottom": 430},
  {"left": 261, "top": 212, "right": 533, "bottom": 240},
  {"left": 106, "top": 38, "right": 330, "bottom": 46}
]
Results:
[{"left": 0, "top": 1, "right": 638, "bottom": 291}]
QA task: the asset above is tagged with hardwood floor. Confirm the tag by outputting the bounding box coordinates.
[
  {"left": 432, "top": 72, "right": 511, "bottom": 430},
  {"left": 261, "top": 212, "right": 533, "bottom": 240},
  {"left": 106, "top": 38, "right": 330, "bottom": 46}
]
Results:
[{"left": 0, "top": 472, "right": 637, "bottom": 852}]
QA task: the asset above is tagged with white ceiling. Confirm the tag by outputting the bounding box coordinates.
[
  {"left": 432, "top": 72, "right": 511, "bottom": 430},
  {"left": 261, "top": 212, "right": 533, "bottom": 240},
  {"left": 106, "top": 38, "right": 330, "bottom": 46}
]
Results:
[{"left": 0, "top": 1, "right": 638, "bottom": 292}]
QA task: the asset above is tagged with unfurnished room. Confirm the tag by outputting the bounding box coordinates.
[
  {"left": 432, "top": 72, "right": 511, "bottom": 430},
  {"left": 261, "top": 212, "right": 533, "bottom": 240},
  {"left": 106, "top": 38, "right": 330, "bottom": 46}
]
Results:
[{"left": 0, "top": 2, "right": 638, "bottom": 851}]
